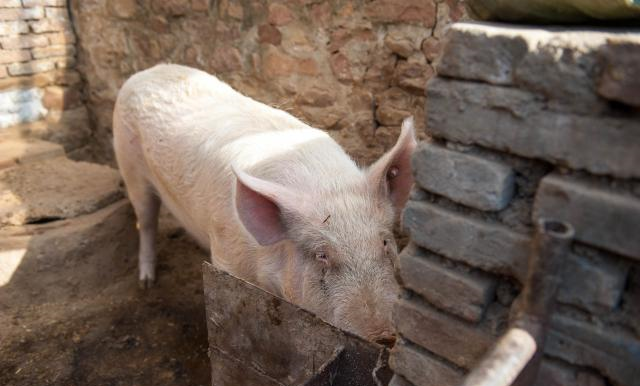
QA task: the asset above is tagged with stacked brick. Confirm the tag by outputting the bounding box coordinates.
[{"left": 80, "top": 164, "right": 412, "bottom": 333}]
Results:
[
  {"left": 70, "top": 0, "right": 466, "bottom": 164},
  {"left": 0, "top": 0, "right": 89, "bottom": 157},
  {"left": 391, "top": 22, "right": 640, "bottom": 386}
]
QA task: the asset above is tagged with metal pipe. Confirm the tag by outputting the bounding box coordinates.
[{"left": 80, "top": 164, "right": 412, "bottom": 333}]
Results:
[
  {"left": 512, "top": 218, "right": 574, "bottom": 386},
  {"left": 458, "top": 218, "right": 574, "bottom": 386},
  {"left": 458, "top": 328, "right": 537, "bottom": 386}
]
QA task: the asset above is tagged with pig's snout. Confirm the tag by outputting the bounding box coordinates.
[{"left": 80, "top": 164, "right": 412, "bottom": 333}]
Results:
[
  {"left": 332, "top": 280, "right": 398, "bottom": 343},
  {"left": 363, "top": 318, "right": 396, "bottom": 345}
]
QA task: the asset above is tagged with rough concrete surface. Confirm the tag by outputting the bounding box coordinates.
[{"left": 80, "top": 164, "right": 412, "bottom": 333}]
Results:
[
  {"left": 0, "top": 157, "right": 122, "bottom": 226},
  {"left": 0, "top": 208, "right": 211, "bottom": 386},
  {"left": 0, "top": 138, "right": 64, "bottom": 170}
]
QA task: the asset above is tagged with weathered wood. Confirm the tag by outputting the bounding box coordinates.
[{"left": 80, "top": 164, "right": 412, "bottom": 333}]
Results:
[{"left": 202, "top": 262, "right": 391, "bottom": 386}]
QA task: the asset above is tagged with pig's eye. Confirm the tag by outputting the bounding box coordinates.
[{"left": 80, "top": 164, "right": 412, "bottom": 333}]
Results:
[
  {"left": 383, "top": 239, "right": 388, "bottom": 247},
  {"left": 315, "top": 251, "right": 329, "bottom": 264}
]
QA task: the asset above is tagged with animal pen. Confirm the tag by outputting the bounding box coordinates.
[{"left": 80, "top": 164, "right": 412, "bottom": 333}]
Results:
[{"left": 1, "top": 1, "right": 639, "bottom": 386}]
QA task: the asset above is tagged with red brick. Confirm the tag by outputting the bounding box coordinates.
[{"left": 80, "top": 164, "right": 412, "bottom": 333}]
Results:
[
  {"left": 0, "top": 70, "right": 55, "bottom": 89},
  {"left": 267, "top": 3, "right": 293, "bottom": 26},
  {"left": 0, "top": 0, "right": 22, "bottom": 7},
  {"left": 309, "top": 2, "right": 330, "bottom": 27},
  {"left": 44, "top": 6, "right": 68, "bottom": 18},
  {"left": 0, "top": 20, "right": 29, "bottom": 35},
  {"left": 329, "top": 52, "right": 352, "bottom": 82},
  {"left": 53, "top": 55, "right": 75, "bottom": 69},
  {"left": 29, "top": 17, "right": 70, "bottom": 33},
  {"left": 394, "top": 60, "right": 434, "bottom": 95},
  {"left": 151, "top": 0, "right": 190, "bottom": 16},
  {"left": 31, "top": 44, "right": 74, "bottom": 59},
  {"left": 364, "top": 0, "right": 436, "bottom": 27},
  {"left": 43, "top": 30, "right": 75, "bottom": 45},
  {"left": 0, "top": 33, "right": 48, "bottom": 49},
  {"left": 421, "top": 37, "right": 442, "bottom": 62},
  {"left": 226, "top": 1, "right": 243, "bottom": 20},
  {"left": 191, "top": 0, "right": 208, "bottom": 12},
  {"left": 0, "top": 7, "right": 44, "bottom": 20},
  {"left": 374, "top": 86, "right": 411, "bottom": 126},
  {"left": 107, "top": 0, "right": 138, "bottom": 18},
  {"left": 295, "top": 85, "right": 334, "bottom": 107},
  {"left": 384, "top": 32, "right": 414, "bottom": 58},
  {"left": 257, "top": 24, "right": 281, "bottom": 45},
  {"left": 262, "top": 48, "right": 318, "bottom": 77},
  {"left": 8, "top": 58, "right": 55, "bottom": 75},
  {"left": 42, "top": 85, "right": 82, "bottom": 110},
  {"left": 22, "top": 0, "right": 65, "bottom": 6},
  {"left": 51, "top": 69, "right": 81, "bottom": 86},
  {"left": 208, "top": 45, "right": 241, "bottom": 73},
  {"left": 0, "top": 49, "right": 31, "bottom": 64}
]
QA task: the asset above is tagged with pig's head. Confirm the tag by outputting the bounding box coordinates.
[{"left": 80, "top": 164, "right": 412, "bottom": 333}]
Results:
[{"left": 232, "top": 117, "right": 417, "bottom": 343}]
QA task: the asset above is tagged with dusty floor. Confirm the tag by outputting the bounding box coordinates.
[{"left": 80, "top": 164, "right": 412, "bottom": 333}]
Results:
[{"left": 0, "top": 214, "right": 211, "bottom": 386}]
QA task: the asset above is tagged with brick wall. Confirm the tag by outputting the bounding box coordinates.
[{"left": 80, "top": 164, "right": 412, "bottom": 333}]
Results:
[
  {"left": 0, "top": 0, "right": 89, "bottom": 158},
  {"left": 69, "top": 0, "right": 466, "bottom": 164},
  {"left": 391, "top": 23, "right": 640, "bottom": 386}
]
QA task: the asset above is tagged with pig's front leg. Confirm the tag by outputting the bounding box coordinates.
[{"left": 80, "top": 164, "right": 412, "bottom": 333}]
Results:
[{"left": 132, "top": 189, "right": 161, "bottom": 288}]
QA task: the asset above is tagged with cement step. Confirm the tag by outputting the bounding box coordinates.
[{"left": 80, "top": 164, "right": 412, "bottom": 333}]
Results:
[
  {"left": 0, "top": 157, "right": 123, "bottom": 226},
  {"left": 0, "top": 199, "right": 137, "bottom": 309},
  {"left": 0, "top": 138, "right": 65, "bottom": 170}
]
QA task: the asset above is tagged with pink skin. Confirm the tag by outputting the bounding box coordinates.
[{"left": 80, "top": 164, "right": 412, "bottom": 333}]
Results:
[
  {"left": 113, "top": 64, "right": 416, "bottom": 342},
  {"left": 231, "top": 118, "right": 416, "bottom": 342}
]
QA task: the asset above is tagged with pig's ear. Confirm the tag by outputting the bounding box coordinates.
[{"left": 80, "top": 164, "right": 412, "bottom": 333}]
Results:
[
  {"left": 232, "top": 165, "right": 303, "bottom": 246},
  {"left": 367, "top": 116, "right": 417, "bottom": 213}
]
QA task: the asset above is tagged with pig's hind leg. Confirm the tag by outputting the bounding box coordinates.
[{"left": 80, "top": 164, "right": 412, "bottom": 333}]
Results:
[
  {"left": 130, "top": 186, "right": 161, "bottom": 289},
  {"left": 114, "top": 134, "right": 162, "bottom": 288}
]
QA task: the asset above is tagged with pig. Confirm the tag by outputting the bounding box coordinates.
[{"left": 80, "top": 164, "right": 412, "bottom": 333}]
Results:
[{"left": 112, "top": 64, "right": 416, "bottom": 343}]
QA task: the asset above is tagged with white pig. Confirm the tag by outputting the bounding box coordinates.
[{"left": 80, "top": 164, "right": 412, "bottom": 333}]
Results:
[{"left": 113, "top": 64, "right": 416, "bottom": 342}]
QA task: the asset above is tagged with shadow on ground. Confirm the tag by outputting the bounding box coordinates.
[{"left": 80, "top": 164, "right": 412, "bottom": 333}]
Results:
[{"left": 0, "top": 210, "right": 211, "bottom": 386}]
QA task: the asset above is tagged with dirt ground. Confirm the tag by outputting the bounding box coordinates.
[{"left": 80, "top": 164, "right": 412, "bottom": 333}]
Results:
[{"left": 0, "top": 213, "right": 212, "bottom": 386}]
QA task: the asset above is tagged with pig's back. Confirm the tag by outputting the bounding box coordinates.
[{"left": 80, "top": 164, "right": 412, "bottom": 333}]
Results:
[
  {"left": 114, "top": 64, "right": 361, "bottom": 250},
  {"left": 116, "top": 64, "right": 333, "bottom": 171}
]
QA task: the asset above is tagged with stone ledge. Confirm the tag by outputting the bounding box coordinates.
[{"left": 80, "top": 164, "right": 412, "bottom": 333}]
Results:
[
  {"left": 533, "top": 173, "right": 640, "bottom": 261},
  {"left": 558, "top": 252, "right": 628, "bottom": 314},
  {"left": 437, "top": 22, "right": 640, "bottom": 113},
  {"left": 0, "top": 199, "right": 136, "bottom": 306},
  {"left": 390, "top": 339, "right": 464, "bottom": 386},
  {"left": 0, "top": 157, "right": 122, "bottom": 226},
  {"left": 546, "top": 314, "right": 640, "bottom": 386},
  {"left": 0, "top": 138, "right": 64, "bottom": 170},
  {"left": 426, "top": 77, "right": 640, "bottom": 179},
  {"left": 398, "top": 244, "right": 495, "bottom": 322},
  {"left": 412, "top": 142, "right": 515, "bottom": 211},
  {"left": 389, "top": 374, "right": 414, "bottom": 386},
  {"left": 1, "top": 106, "right": 91, "bottom": 151},
  {"left": 534, "top": 359, "right": 606, "bottom": 386},
  {"left": 403, "top": 199, "right": 530, "bottom": 281},
  {"left": 393, "top": 298, "right": 494, "bottom": 369},
  {"left": 597, "top": 40, "right": 640, "bottom": 108},
  {"left": 0, "top": 68, "right": 81, "bottom": 90}
]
